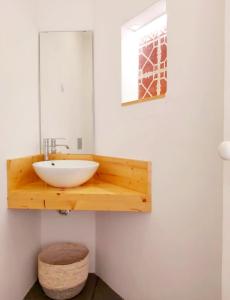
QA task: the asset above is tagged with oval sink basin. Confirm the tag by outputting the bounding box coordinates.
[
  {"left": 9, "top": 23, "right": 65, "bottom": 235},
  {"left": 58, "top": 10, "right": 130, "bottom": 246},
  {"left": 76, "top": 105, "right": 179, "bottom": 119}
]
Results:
[{"left": 32, "top": 160, "right": 99, "bottom": 188}]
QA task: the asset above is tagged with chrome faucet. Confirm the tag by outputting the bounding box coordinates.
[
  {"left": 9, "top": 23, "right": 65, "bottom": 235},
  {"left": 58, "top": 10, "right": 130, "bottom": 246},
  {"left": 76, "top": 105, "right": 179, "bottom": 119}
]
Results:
[
  {"left": 43, "top": 138, "right": 50, "bottom": 161},
  {"left": 43, "top": 138, "right": 70, "bottom": 160},
  {"left": 50, "top": 138, "right": 70, "bottom": 153}
]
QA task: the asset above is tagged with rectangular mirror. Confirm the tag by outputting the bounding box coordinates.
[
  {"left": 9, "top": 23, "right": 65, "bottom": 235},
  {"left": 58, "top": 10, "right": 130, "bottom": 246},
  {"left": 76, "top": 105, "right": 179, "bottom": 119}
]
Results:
[{"left": 39, "top": 31, "right": 94, "bottom": 153}]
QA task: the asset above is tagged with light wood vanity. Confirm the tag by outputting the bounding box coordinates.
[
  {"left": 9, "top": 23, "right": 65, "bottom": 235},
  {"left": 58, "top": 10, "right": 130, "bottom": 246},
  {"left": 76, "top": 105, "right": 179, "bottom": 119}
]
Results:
[{"left": 7, "top": 154, "right": 151, "bottom": 212}]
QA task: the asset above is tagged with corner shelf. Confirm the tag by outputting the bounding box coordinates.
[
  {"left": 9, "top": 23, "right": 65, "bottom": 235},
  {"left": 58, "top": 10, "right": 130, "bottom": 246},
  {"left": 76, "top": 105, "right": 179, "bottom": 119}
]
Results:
[{"left": 7, "top": 154, "right": 151, "bottom": 212}]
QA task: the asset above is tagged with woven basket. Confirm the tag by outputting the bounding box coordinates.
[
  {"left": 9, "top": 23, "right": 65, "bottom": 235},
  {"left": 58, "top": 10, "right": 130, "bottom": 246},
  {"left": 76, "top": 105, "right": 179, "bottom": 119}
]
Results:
[{"left": 38, "top": 243, "right": 89, "bottom": 300}]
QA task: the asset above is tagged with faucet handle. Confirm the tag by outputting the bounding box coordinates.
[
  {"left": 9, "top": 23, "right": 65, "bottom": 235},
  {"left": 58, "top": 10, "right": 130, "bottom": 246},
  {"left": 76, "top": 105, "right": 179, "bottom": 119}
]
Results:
[
  {"left": 50, "top": 137, "right": 66, "bottom": 144},
  {"left": 51, "top": 138, "right": 67, "bottom": 146}
]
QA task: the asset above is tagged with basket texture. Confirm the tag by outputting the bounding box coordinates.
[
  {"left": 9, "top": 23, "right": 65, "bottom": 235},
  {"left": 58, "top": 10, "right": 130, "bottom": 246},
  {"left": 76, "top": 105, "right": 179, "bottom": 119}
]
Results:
[{"left": 38, "top": 243, "right": 89, "bottom": 300}]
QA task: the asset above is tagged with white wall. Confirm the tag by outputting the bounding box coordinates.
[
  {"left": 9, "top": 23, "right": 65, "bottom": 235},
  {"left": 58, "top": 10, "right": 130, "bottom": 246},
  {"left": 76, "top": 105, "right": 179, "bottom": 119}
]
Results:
[
  {"left": 94, "top": 0, "right": 224, "bottom": 299},
  {"left": 37, "top": 0, "right": 94, "bottom": 32},
  {"left": 222, "top": 0, "right": 230, "bottom": 299},
  {"left": 37, "top": 0, "right": 96, "bottom": 272},
  {"left": 0, "top": 0, "right": 41, "bottom": 299}
]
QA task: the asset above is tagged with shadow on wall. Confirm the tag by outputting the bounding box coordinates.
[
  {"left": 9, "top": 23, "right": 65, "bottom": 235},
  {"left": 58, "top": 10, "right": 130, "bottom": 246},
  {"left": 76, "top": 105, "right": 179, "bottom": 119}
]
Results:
[{"left": 0, "top": 209, "right": 41, "bottom": 299}]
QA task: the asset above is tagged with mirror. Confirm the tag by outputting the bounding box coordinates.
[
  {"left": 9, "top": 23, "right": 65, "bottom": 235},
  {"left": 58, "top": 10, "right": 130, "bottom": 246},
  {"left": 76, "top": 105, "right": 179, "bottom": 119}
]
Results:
[
  {"left": 39, "top": 31, "right": 94, "bottom": 153},
  {"left": 121, "top": 0, "right": 167, "bottom": 105}
]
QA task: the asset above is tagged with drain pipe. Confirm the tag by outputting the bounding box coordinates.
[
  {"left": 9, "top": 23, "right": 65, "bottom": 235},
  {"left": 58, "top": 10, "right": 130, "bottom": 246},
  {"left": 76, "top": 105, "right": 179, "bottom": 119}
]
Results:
[{"left": 58, "top": 210, "right": 71, "bottom": 215}]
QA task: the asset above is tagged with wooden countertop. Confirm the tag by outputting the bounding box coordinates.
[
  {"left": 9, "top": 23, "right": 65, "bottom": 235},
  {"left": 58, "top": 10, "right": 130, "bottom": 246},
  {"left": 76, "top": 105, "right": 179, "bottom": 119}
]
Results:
[{"left": 7, "top": 154, "right": 151, "bottom": 212}]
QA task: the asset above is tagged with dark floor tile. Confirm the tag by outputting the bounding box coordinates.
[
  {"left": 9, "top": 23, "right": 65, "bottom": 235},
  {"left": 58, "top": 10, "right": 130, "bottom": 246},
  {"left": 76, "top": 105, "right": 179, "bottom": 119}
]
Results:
[
  {"left": 93, "top": 278, "right": 124, "bottom": 300},
  {"left": 24, "top": 274, "right": 98, "bottom": 300},
  {"left": 24, "top": 273, "right": 123, "bottom": 300}
]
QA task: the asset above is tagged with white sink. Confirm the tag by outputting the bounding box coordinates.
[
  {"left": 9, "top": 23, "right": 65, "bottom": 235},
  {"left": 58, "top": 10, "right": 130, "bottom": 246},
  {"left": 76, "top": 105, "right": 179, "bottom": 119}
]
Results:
[{"left": 32, "top": 160, "right": 99, "bottom": 188}]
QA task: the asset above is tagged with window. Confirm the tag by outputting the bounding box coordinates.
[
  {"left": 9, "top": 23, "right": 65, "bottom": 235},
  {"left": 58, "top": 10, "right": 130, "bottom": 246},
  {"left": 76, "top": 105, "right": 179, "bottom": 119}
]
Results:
[{"left": 121, "top": 0, "right": 167, "bottom": 105}]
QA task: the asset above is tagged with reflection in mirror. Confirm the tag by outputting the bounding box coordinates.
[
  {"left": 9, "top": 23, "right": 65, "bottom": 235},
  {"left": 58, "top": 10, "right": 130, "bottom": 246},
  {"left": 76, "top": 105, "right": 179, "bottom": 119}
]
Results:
[
  {"left": 121, "top": 0, "right": 167, "bottom": 105},
  {"left": 39, "top": 31, "right": 94, "bottom": 154}
]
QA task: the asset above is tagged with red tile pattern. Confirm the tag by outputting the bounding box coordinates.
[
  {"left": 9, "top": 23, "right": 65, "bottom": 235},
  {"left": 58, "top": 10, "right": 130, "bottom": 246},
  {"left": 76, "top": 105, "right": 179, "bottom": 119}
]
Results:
[{"left": 138, "top": 22, "right": 167, "bottom": 99}]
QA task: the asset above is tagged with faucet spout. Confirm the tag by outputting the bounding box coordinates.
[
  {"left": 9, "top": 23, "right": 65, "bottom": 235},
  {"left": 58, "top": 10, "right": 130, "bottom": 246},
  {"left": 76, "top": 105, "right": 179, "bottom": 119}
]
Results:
[
  {"left": 56, "top": 144, "right": 70, "bottom": 150},
  {"left": 43, "top": 138, "right": 69, "bottom": 160}
]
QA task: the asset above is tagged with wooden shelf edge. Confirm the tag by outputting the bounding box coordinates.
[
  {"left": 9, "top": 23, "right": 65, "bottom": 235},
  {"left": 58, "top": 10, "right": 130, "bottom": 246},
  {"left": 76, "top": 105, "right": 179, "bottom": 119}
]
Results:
[
  {"left": 7, "top": 154, "right": 152, "bottom": 213},
  {"left": 8, "top": 181, "right": 151, "bottom": 212}
]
